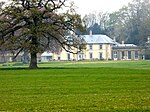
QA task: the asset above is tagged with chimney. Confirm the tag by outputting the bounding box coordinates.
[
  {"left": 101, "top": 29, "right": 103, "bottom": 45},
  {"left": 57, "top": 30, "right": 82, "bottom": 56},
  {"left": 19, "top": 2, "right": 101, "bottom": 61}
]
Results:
[
  {"left": 90, "top": 30, "right": 92, "bottom": 37},
  {"left": 148, "top": 37, "right": 150, "bottom": 43},
  {"left": 122, "top": 41, "right": 124, "bottom": 44},
  {"left": 113, "top": 37, "right": 116, "bottom": 42}
]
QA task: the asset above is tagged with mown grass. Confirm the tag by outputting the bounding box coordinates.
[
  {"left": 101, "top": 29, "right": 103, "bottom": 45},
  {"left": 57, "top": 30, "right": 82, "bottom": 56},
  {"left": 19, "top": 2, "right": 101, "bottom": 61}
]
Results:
[
  {"left": 38, "top": 60, "right": 150, "bottom": 69},
  {"left": 1, "top": 60, "right": 150, "bottom": 69},
  {"left": 0, "top": 61, "right": 150, "bottom": 112}
]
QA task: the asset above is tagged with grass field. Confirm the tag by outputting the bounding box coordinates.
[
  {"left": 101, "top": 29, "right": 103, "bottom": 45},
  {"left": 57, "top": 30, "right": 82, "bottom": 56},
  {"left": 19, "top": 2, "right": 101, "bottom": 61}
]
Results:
[{"left": 0, "top": 61, "right": 150, "bottom": 112}]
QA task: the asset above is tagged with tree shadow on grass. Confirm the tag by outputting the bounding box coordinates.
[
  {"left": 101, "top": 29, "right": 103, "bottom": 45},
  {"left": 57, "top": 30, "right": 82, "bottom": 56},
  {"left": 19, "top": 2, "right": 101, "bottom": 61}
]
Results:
[
  {"left": 0, "top": 66, "right": 106, "bottom": 71},
  {"left": 0, "top": 67, "right": 71, "bottom": 70}
]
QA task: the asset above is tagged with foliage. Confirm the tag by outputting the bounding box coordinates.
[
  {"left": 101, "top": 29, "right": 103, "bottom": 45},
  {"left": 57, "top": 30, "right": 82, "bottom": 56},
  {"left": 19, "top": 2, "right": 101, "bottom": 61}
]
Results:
[
  {"left": 83, "top": 12, "right": 109, "bottom": 35},
  {"left": 83, "top": 0, "right": 150, "bottom": 45},
  {"left": 0, "top": 0, "right": 85, "bottom": 68}
]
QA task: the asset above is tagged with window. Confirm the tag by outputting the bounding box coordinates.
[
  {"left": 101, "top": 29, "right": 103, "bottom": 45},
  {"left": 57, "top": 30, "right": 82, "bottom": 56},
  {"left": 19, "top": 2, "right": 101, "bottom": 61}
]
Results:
[
  {"left": 67, "top": 53, "right": 70, "bottom": 60},
  {"left": 46, "top": 56, "right": 52, "bottom": 61},
  {"left": 128, "top": 51, "right": 131, "bottom": 59},
  {"left": 89, "top": 44, "right": 93, "bottom": 50},
  {"left": 79, "top": 55, "right": 81, "bottom": 59},
  {"left": 89, "top": 53, "right": 93, "bottom": 59},
  {"left": 113, "top": 51, "right": 117, "bottom": 59},
  {"left": 135, "top": 51, "right": 138, "bottom": 59},
  {"left": 99, "top": 52, "right": 103, "bottom": 60},
  {"left": 99, "top": 45, "right": 102, "bottom": 49},
  {"left": 78, "top": 54, "right": 83, "bottom": 60},
  {"left": 122, "top": 51, "right": 125, "bottom": 59},
  {"left": 58, "top": 56, "right": 61, "bottom": 60}
]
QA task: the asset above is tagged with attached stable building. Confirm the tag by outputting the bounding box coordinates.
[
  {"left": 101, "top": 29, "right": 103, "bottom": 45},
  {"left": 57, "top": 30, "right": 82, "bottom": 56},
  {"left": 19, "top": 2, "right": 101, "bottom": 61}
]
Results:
[{"left": 112, "top": 43, "right": 140, "bottom": 60}]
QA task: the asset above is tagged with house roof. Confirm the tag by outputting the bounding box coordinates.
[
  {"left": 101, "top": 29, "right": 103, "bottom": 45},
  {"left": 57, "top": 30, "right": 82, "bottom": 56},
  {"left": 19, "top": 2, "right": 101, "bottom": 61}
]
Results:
[
  {"left": 41, "top": 52, "right": 53, "bottom": 56},
  {"left": 83, "top": 34, "right": 115, "bottom": 44},
  {"left": 113, "top": 44, "right": 139, "bottom": 50},
  {"left": 115, "top": 44, "right": 137, "bottom": 47}
]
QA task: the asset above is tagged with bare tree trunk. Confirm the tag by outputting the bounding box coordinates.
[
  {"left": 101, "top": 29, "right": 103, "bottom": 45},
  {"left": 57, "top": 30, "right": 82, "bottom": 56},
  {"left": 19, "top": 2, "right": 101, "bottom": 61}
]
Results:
[
  {"left": 29, "top": 52, "right": 38, "bottom": 69},
  {"left": 29, "top": 36, "right": 38, "bottom": 69}
]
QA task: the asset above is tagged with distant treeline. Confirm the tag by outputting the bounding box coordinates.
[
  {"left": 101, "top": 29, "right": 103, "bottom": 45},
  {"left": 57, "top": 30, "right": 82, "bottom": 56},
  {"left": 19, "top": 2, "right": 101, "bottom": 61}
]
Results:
[{"left": 82, "top": 0, "right": 150, "bottom": 46}]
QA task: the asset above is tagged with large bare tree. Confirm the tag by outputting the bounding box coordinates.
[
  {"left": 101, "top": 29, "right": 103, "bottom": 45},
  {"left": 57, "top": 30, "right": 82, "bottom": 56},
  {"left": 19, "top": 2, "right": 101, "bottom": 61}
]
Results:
[{"left": 0, "top": 0, "right": 85, "bottom": 69}]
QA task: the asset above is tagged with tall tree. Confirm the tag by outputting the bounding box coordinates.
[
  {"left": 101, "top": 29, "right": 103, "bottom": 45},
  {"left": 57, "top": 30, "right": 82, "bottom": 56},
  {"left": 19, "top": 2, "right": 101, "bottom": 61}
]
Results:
[
  {"left": 106, "top": 0, "right": 150, "bottom": 45},
  {"left": 106, "top": 7, "right": 131, "bottom": 43},
  {"left": 0, "top": 0, "right": 85, "bottom": 69},
  {"left": 83, "top": 12, "right": 109, "bottom": 35}
]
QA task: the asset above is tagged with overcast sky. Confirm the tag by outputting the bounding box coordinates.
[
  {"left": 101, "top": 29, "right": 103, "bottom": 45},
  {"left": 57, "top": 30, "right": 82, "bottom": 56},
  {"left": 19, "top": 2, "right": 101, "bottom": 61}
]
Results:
[
  {"left": 0, "top": 0, "right": 132, "bottom": 16},
  {"left": 73, "top": 0, "right": 132, "bottom": 16}
]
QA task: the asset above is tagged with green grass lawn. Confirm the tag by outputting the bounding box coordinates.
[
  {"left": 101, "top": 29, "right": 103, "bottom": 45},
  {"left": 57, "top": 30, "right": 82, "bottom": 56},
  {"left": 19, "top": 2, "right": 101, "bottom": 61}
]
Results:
[{"left": 0, "top": 61, "right": 150, "bottom": 112}]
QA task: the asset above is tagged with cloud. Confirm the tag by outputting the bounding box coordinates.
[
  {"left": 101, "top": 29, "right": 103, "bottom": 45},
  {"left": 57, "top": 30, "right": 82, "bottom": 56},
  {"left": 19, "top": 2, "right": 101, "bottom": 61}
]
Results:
[{"left": 73, "top": 0, "right": 131, "bottom": 15}]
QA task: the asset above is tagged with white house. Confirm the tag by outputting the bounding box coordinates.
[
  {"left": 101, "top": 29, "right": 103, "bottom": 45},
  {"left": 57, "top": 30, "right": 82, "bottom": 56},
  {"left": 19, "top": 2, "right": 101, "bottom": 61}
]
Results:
[{"left": 41, "top": 34, "right": 116, "bottom": 61}]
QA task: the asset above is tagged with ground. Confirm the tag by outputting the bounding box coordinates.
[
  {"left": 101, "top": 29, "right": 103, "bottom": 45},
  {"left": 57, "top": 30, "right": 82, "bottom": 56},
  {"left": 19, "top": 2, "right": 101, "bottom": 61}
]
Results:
[{"left": 0, "top": 61, "right": 150, "bottom": 111}]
